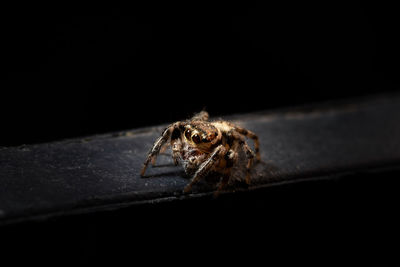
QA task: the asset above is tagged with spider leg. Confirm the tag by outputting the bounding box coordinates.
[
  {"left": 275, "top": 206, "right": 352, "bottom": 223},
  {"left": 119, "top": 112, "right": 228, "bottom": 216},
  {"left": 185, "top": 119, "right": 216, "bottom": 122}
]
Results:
[
  {"left": 160, "top": 143, "right": 170, "bottom": 154},
  {"left": 171, "top": 138, "right": 182, "bottom": 166},
  {"left": 244, "top": 155, "right": 254, "bottom": 185},
  {"left": 140, "top": 122, "right": 183, "bottom": 176},
  {"left": 230, "top": 131, "right": 255, "bottom": 185},
  {"left": 214, "top": 173, "right": 230, "bottom": 198},
  {"left": 183, "top": 145, "right": 226, "bottom": 193},
  {"left": 233, "top": 126, "right": 260, "bottom": 161},
  {"left": 190, "top": 110, "right": 209, "bottom": 121},
  {"left": 150, "top": 142, "right": 170, "bottom": 166},
  {"left": 213, "top": 149, "right": 237, "bottom": 197},
  {"left": 242, "top": 142, "right": 255, "bottom": 185}
]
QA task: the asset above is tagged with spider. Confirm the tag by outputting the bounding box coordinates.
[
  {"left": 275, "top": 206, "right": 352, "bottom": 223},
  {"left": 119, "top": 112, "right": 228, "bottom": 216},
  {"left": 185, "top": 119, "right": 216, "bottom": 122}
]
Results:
[{"left": 140, "top": 111, "right": 260, "bottom": 195}]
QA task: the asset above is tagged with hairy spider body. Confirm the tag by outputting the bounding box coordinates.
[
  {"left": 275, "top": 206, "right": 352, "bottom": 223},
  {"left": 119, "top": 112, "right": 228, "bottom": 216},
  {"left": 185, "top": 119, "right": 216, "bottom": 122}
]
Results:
[{"left": 140, "top": 111, "right": 260, "bottom": 194}]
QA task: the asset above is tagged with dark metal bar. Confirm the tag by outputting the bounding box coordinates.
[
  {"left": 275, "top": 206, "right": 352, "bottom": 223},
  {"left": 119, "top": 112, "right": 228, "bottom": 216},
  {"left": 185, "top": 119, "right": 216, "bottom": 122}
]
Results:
[{"left": 1, "top": 94, "right": 400, "bottom": 224}]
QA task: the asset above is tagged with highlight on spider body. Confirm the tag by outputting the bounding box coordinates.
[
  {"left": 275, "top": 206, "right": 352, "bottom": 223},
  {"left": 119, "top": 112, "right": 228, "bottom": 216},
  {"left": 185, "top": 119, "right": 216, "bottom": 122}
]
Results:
[{"left": 140, "top": 111, "right": 260, "bottom": 195}]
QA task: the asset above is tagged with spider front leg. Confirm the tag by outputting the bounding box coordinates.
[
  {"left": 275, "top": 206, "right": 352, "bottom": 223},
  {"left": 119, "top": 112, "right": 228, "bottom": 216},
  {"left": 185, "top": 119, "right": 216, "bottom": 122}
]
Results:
[
  {"left": 150, "top": 143, "right": 169, "bottom": 166},
  {"left": 140, "top": 122, "right": 183, "bottom": 176},
  {"left": 171, "top": 138, "right": 182, "bottom": 166},
  {"left": 183, "top": 145, "right": 227, "bottom": 193}
]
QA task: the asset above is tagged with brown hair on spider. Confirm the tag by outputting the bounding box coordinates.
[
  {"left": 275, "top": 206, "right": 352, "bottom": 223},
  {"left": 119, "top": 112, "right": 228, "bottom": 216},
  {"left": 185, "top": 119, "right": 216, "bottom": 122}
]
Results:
[{"left": 140, "top": 111, "right": 260, "bottom": 196}]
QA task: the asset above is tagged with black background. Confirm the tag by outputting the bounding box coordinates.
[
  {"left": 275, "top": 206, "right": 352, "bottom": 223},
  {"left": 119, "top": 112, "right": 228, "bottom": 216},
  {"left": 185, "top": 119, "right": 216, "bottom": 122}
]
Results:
[
  {"left": 1, "top": 2, "right": 400, "bottom": 264},
  {"left": 2, "top": 2, "right": 400, "bottom": 146}
]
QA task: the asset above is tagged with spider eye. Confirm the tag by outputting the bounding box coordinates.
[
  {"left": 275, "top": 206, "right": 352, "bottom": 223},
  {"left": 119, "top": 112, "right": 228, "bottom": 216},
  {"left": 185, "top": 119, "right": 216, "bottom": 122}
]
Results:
[
  {"left": 192, "top": 134, "right": 201, "bottom": 144},
  {"left": 185, "top": 129, "right": 191, "bottom": 140}
]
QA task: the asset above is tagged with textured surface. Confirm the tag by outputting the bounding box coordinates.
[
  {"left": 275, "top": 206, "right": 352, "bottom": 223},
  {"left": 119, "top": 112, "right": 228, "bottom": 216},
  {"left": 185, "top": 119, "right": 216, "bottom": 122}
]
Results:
[{"left": 1, "top": 94, "right": 400, "bottom": 224}]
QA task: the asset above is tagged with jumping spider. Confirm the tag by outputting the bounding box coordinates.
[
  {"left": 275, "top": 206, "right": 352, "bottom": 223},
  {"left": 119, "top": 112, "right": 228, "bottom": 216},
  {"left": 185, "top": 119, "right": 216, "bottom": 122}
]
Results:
[{"left": 140, "top": 111, "right": 260, "bottom": 195}]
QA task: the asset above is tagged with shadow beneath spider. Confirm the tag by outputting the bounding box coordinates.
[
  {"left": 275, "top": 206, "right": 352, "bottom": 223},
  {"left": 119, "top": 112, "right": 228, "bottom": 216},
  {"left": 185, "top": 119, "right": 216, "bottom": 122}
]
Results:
[
  {"left": 151, "top": 163, "right": 176, "bottom": 168},
  {"left": 140, "top": 169, "right": 186, "bottom": 179},
  {"left": 256, "top": 160, "right": 280, "bottom": 172}
]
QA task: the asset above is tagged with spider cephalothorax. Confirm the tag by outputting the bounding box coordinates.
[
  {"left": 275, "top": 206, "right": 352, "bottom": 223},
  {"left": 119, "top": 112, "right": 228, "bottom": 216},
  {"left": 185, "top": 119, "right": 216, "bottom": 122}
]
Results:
[{"left": 140, "top": 111, "right": 260, "bottom": 194}]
